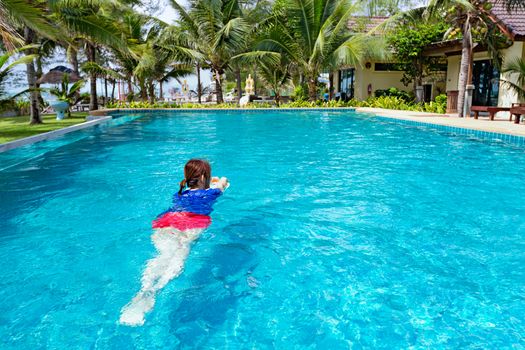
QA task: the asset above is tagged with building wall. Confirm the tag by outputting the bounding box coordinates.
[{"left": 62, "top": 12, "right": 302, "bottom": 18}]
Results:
[
  {"left": 445, "top": 55, "right": 460, "bottom": 92},
  {"left": 355, "top": 66, "right": 407, "bottom": 100},
  {"left": 334, "top": 63, "right": 407, "bottom": 100},
  {"left": 446, "top": 41, "right": 525, "bottom": 108}
]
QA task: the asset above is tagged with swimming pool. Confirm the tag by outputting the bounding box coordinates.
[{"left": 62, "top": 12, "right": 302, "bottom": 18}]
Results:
[{"left": 1, "top": 110, "right": 524, "bottom": 348}]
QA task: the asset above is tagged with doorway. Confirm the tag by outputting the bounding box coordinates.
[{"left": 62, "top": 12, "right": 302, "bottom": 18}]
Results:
[{"left": 472, "top": 60, "right": 499, "bottom": 106}]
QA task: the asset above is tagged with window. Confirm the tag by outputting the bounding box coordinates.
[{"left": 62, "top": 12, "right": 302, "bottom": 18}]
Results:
[
  {"left": 472, "top": 60, "right": 499, "bottom": 106},
  {"left": 338, "top": 69, "right": 355, "bottom": 100},
  {"left": 374, "top": 63, "right": 403, "bottom": 71}
]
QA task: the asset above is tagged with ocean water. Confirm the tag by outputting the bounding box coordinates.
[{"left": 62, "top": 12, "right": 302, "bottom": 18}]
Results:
[{"left": 1, "top": 110, "right": 524, "bottom": 349}]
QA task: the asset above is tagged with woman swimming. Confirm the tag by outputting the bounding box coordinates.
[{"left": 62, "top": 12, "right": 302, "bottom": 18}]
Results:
[{"left": 119, "top": 159, "right": 229, "bottom": 326}]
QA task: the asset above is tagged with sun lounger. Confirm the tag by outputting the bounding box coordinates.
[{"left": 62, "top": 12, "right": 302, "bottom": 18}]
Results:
[
  {"left": 471, "top": 106, "right": 510, "bottom": 120},
  {"left": 510, "top": 106, "right": 525, "bottom": 124}
]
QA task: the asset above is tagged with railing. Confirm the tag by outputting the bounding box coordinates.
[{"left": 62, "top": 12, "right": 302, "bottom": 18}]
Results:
[{"left": 446, "top": 90, "right": 459, "bottom": 114}]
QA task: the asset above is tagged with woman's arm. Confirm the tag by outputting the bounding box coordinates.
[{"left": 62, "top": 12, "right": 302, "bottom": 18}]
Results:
[{"left": 211, "top": 176, "right": 229, "bottom": 191}]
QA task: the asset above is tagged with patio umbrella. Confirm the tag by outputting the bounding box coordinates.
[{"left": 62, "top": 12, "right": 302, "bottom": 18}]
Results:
[{"left": 37, "top": 65, "right": 81, "bottom": 84}]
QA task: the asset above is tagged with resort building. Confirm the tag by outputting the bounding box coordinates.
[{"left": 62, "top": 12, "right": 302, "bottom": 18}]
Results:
[
  {"left": 423, "top": 3, "right": 525, "bottom": 113},
  {"left": 334, "top": 7, "right": 525, "bottom": 114},
  {"left": 333, "top": 16, "right": 447, "bottom": 102}
]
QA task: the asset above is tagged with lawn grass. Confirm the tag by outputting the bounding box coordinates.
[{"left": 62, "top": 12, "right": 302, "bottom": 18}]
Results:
[{"left": 0, "top": 113, "right": 88, "bottom": 144}]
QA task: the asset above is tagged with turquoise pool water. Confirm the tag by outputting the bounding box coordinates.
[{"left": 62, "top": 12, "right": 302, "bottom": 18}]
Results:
[{"left": 1, "top": 110, "right": 524, "bottom": 349}]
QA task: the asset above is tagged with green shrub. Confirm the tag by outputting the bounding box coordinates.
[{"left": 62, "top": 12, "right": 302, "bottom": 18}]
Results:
[
  {"left": 421, "top": 94, "right": 447, "bottom": 114},
  {"left": 15, "top": 100, "right": 30, "bottom": 115},
  {"left": 292, "top": 85, "right": 308, "bottom": 101},
  {"left": 375, "top": 87, "right": 413, "bottom": 102},
  {"left": 101, "top": 95, "right": 447, "bottom": 114},
  {"left": 80, "top": 92, "right": 90, "bottom": 104},
  {"left": 0, "top": 99, "right": 16, "bottom": 114}
]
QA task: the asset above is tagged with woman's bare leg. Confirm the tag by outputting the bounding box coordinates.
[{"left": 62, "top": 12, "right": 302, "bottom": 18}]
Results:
[{"left": 119, "top": 228, "right": 203, "bottom": 326}]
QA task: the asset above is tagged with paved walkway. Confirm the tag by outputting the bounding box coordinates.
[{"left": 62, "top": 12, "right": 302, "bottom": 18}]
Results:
[{"left": 356, "top": 108, "right": 525, "bottom": 137}]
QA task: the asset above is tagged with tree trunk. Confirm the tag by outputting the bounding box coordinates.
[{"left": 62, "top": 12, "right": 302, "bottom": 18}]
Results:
[
  {"left": 307, "top": 77, "right": 317, "bottom": 102},
  {"left": 36, "top": 52, "right": 45, "bottom": 108},
  {"left": 69, "top": 45, "right": 79, "bottom": 74},
  {"left": 213, "top": 68, "right": 224, "bottom": 104},
  {"left": 111, "top": 80, "right": 116, "bottom": 100},
  {"left": 139, "top": 80, "right": 148, "bottom": 101},
  {"left": 24, "top": 27, "right": 41, "bottom": 124},
  {"left": 148, "top": 81, "right": 155, "bottom": 103},
  {"left": 127, "top": 79, "right": 133, "bottom": 100},
  {"left": 69, "top": 45, "right": 81, "bottom": 102},
  {"left": 235, "top": 68, "right": 242, "bottom": 103},
  {"left": 275, "top": 92, "right": 281, "bottom": 107},
  {"left": 159, "top": 81, "right": 163, "bottom": 100},
  {"left": 328, "top": 72, "right": 334, "bottom": 100},
  {"left": 196, "top": 63, "right": 202, "bottom": 104},
  {"left": 104, "top": 78, "right": 108, "bottom": 106},
  {"left": 457, "top": 20, "right": 472, "bottom": 118},
  {"left": 86, "top": 43, "right": 98, "bottom": 111}
]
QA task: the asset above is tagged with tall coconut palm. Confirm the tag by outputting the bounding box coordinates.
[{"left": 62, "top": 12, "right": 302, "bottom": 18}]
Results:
[
  {"left": 244, "top": 0, "right": 365, "bottom": 101},
  {"left": 170, "top": 0, "right": 250, "bottom": 103},
  {"left": 49, "top": 0, "right": 129, "bottom": 110},
  {"left": 1, "top": 0, "right": 59, "bottom": 124}
]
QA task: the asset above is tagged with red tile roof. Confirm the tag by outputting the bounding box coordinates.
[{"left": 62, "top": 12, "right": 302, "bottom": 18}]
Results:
[
  {"left": 347, "top": 16, "right": 389, "bottom": 33},
  {"left": 489, "top": 2, "right": 525, "bottom": 39}
]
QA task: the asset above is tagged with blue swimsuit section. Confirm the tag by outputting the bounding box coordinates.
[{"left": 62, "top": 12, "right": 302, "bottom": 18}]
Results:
[{"left": 161, "top": 188, "right": 222, "bottom": 216}]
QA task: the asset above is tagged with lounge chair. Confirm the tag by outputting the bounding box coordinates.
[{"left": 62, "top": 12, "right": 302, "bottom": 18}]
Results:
[
  {"left": 471, "top": 106, "right": 511, "bottom": 120},
  {"left": 510, "top": 103, "right": 525, "bottom": 124}
]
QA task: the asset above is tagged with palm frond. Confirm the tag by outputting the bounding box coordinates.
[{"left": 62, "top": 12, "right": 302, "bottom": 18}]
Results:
[
  {"left": 82, "top": 61, "right": 124, "bottom": 79},
  {"left": 232, "top": 50, "right": 282, "bottom": 66}
]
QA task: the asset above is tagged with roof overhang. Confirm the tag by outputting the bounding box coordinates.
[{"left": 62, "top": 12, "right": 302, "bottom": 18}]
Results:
[{"left": 422, "top": 40, "right": 485, "bottom": 57}]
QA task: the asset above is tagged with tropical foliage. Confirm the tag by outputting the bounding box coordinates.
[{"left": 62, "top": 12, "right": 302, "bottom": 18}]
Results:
[
  {"left": 170, "top": 0, "right": 250, "bottom": 103},
  {"left": 0, "top": 46, "right": 35, "bottom": 100},
  {"left": 501, "top": 58, "right": 525, "bottom": 100},
  {"left": 48, "top": 74, "right": 85, "bottom": 117},
  {"left": 244, "top": 0, "right": 366, "bottom": 101},
  {"left": 1, "top": 0, "right": 525, "bottom": 127},
  {"left": 387, "top": 20, "right": 446, "bottom": 98}
]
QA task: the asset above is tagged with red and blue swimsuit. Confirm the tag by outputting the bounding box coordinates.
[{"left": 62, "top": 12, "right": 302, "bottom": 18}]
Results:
[{"left": 152, "top": 188, "right": 222, "bottom": 231}]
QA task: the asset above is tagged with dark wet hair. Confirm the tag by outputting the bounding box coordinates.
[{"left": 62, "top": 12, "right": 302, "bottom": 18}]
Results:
[{"left": 179, "top": 159, "right": 211, "bottom": 195}]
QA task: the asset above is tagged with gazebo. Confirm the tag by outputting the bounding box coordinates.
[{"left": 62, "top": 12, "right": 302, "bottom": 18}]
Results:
[{"left": 36, "top": 66, "right": 81, "bottom": 84}]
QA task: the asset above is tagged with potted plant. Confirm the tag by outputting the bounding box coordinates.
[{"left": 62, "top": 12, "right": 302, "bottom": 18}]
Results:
[{"left": 48, "top": 74, "right": 85, "bottom": 120}]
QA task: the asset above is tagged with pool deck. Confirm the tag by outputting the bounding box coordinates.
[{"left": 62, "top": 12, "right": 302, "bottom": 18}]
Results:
[{"left": 357, "top": 107, "right": 525, "bottom": 137}]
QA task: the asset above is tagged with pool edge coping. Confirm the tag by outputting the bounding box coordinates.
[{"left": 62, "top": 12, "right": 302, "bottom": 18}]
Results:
[
  {"left": 0, "top": 116, "right": 112, "bottom": 153},
  {"left": 98, "top": 107, "right": 525, "bottom": 143}
]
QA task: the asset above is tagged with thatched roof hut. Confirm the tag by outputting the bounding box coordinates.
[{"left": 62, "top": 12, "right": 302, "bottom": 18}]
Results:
[{"left": 37, "top": 66, "right": 81, "bottom": 84}]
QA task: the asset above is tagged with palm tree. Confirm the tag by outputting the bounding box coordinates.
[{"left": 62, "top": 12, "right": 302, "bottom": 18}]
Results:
[
  {"left": 48, "top": 74, "right": 85, "bottom": 117},
  {"left": 245, "top": 0, "right": 365, "bottom": 101},
  {"left": 501, "top": 58, "right": 525, "bottom": 100},
  {"left": 170, "top": 0, "right": 250, "bottom": 103},
  {"left": 49, "top": 0, "right": 129, "bottom": 110},
  {"left": 1, "top": 0, "right": 59, "bottom": 124},
  {"left": 257, "top": 58, "right": 291, "bottom": 106}
]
